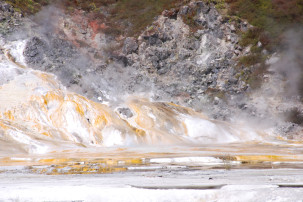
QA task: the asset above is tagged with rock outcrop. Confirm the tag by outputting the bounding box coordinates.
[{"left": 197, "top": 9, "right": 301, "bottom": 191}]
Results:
[
  {"left": 8, "top": 1, "right": 252, "bottom": 121},
  {"left": 0, "top": 2, "right": 22, "bottom": 35},
  {"left": 121, "top": 1, "right": 252, "bottom": 116},
  {"left": 3, "top": 0, "right": 302, "bottom": 137}
]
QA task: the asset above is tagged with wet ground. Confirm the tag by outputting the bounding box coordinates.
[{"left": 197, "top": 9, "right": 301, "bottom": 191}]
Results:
[
  {"left": 1, "top": 168, "right": 303, "bottom": 201},
  {"left": 1, "top": 39, "right": 303, "bottom": 201},
  {"left": 1, "top": 143, "right": 303, "bottom": 201}
]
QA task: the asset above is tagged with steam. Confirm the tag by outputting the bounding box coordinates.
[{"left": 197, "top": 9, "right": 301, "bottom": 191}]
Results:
[
  {"left": 230, "top": 27, "right": 303, "bottom": 137},
  {"left": 31, "top": 5, "right": 63, "bottom": 36},
  {"left": 5, "top": 3, "right": 157, "bottom": 106},
  {"left": 4, "top": 1, "right": 303, "bottom": 139},
  {"left": 271, "top": 28, "right": 303, "bottom": 97}
]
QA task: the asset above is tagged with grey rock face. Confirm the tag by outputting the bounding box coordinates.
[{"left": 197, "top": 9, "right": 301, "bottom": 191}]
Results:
[
  {"left": 23, "top": 36, "right": 77, "bottom": 72},
  {"left": 196, "top": 1, "right": 210, "bottom": 14},
  {"left": 0, "top": 2, "right": 22, "bottom": 35},
  {"left": 18, "top": 1, "right": 249, "bottom": 120},
  {"left": 22, "top": 33, "right": 153, "bottom": 104},
  {"left": 23, "top": 35, "right": 105, "bottom": 101},
  {"left": 179, "top": 6, "right": 189, "bottom": 15},
  {"left": 123, "top": 1, "right": 250, "bottom": 114},
  {"left": 23, "top": 37, "right": 47, "bottom": 65},
  {"left": 0, "top": 3, "right": 13, "bottom": 13},
  {"left": 3, "top": 1, "right": 302, "bottom": 139},
  {"left": 123, "top": 37, "right": 138, "bottom": 54}
]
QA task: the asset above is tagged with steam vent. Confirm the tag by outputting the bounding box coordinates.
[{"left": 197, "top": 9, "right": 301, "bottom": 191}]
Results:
[{"left": 1, "top": 0, "right": 303, "bottom": 201}]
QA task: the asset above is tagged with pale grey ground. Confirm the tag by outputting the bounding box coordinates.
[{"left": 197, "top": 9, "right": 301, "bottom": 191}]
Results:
[{"left": 1, "top": 169, "right": 303, "bottom": 202}]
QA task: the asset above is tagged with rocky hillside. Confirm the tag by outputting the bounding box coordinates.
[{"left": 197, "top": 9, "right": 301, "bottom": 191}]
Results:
[{"left": 1, "top": 0, "right": 303, "bottom": 138}]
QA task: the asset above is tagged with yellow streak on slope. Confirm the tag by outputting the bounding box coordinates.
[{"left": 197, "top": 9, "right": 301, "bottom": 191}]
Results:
[
  {"left": 3, "top": 110, "right": 14, "bottom": 121},
  {"left": 0, "top": 121, "right": 9, "bottom": 130}
]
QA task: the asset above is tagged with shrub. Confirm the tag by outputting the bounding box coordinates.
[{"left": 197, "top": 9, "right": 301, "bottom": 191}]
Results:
[{"left": 5, "top": 0, "right": 49, "bottom": 15}]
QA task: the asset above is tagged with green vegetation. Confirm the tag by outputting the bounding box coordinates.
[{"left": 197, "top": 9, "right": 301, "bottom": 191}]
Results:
[
  {"left": 7, "top": 0, "right": 303, "bottom": 44},
  {"left": 207, "top": 0, "right": 226, "bottom": 9},
  {"left": 6, "top": 0, "right": 303, "bottom": 91},
  {"left": 62, "top": 0, "right": 117, "bottom": 12},
  {"left": 6, "top": 0, "right": 185, "bottom": 36},
  {"left": 111, "top": 0, "right": 184, "bottom": 36},
  {"left": 181, "top": 8, "right": 204, "bottom": 32},
  {"left": 218, "top": 0, "right": 303, "bottom": 89},
  {"left": 226, "top": 0, "right": 303, "bottom": 54},
  {"left": 5, "top": 0, "right": 49, "bottom": 15},
  {"left": 62, "top": 0, "right": 184, "bottom": 36}
]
